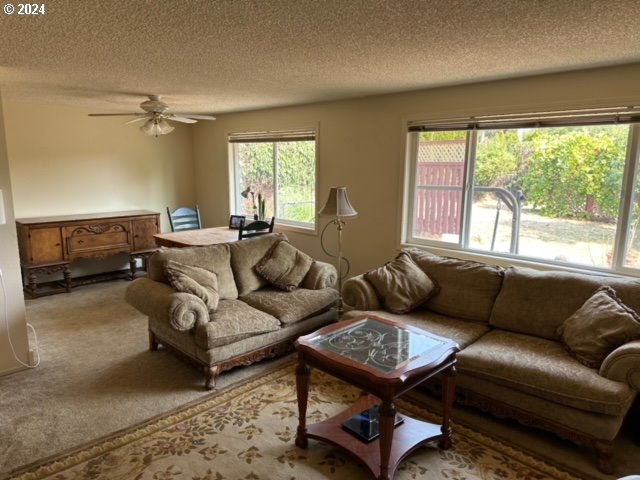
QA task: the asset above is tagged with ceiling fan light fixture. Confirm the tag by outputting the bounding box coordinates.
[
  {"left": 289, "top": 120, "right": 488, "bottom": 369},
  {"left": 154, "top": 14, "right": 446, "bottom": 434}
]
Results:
[
  {"left": 140, "top": 117, "right": 174, "bottom": 137},
  {"left": 90, "top": 95, "right": 215, "bottom": 135}
]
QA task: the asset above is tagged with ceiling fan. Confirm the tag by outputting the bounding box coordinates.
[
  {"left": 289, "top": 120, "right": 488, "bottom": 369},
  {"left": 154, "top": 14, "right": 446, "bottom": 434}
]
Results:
[{"left": 88, "top": 95, "right": 216, "bottom": 136}]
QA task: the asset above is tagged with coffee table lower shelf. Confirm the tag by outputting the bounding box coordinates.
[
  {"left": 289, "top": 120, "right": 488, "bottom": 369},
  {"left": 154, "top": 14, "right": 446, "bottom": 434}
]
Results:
[{"left": 299, "top": 394, "right": 445, "bottom": 479}]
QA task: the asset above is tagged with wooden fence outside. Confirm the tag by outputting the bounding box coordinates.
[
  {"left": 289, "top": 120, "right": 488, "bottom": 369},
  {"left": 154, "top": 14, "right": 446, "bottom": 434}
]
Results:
[{"left": 415, "top": 162, "right": 464, "bottom": 235}]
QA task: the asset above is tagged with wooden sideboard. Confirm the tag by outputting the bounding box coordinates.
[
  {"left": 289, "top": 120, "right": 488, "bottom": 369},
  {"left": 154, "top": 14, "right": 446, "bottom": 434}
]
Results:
[{"left": 16, "top": 210, "right": 160, "bottom": 297}]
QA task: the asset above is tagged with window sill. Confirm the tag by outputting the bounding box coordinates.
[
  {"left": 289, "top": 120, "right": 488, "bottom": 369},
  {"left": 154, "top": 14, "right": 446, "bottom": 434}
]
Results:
[{"left": 276, "top": 222, "right": 317, "bottom": 236}]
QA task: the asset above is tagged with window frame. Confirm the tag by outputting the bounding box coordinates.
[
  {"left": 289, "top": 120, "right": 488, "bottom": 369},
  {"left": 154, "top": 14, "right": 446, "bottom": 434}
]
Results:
[
  {"left": 403, "top": 115, "right": 640, "bottom": 277},
  {"left": 229, "top": 127, "right": 318, "bottom": 233}
]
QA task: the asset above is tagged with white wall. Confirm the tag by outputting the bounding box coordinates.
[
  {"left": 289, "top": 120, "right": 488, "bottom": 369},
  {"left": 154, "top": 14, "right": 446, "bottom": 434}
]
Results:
[
  {"left": 3, "top": 101, "right": 196, "bottom": 231},
  {"left": 193, "top": 64, "right": 640, "bottom": 276},
  {"left": 0, "top": 91, "right": 29, "bottom": 376}
]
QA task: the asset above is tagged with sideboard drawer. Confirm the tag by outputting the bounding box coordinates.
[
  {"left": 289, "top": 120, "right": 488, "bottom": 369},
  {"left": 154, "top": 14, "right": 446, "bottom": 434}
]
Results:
[{"left": 64, "top": 223, "right": 131, "bottom": 259}]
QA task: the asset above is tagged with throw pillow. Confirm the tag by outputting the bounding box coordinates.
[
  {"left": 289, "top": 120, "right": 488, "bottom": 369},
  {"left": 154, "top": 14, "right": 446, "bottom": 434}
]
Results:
[
  {"left": 255, "top": 240, "right": 313, "bottom": 292},
  {"left": 364, "top": 252, "right": 437, "bottom": 314},
  {"left": 165, "top": 260, "right": 220, "bottom": 313},
  {"left": 557, "top": 286, "right": 640, "bottom": 368}
]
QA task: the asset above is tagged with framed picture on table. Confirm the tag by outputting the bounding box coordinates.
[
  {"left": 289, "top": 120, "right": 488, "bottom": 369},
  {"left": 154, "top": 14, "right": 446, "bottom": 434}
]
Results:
[{"left": 229, "top": 215, "right": 246, "bottom": 229}]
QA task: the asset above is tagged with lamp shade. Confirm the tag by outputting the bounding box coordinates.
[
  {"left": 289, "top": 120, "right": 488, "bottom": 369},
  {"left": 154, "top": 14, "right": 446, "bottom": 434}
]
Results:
[
  {"left": 140, "top": 118, "right": 175, "bottom": 136},
  {"left": 240, "top": 186, "right": 252, "bottom": 199},
  {"left": 319, "top": 186, "right": 357, "bottom": 218}
]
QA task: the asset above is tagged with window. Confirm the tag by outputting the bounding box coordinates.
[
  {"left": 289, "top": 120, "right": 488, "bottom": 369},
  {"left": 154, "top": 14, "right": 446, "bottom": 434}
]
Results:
[
  {"left": 406, "top": 108, "right": 640, "bottom": 274},
  {"left": 230, "top": 129, "right": 317, "bottom": 229}
]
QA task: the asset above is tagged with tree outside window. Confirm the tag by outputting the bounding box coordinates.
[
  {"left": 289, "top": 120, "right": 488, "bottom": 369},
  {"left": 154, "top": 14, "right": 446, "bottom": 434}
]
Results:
[
  {"left": 410, "top": 123, "right": 639, "bottom": 273},
  {"left": 234, "top": 137, "right": 316, "bottom": 228}
]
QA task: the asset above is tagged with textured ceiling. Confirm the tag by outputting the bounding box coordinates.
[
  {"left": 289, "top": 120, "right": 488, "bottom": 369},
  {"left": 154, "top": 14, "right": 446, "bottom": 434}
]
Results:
[{"left": 1, "top": 0, "right": 640, "bottom": 115}]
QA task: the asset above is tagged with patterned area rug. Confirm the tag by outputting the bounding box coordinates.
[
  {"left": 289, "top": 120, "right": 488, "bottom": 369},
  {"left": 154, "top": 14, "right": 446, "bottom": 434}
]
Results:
[{"left": 8, "top": 365, "right": 579, "bottom": 480}]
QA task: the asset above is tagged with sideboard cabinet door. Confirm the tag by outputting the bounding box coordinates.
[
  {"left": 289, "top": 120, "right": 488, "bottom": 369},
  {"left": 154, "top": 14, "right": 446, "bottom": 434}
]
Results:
[
  {"left": 28, "top": 227, "right": 64, "bottom": 265},
  {"left": 132, "top": 216, "right": 159, "bottom": 252}
]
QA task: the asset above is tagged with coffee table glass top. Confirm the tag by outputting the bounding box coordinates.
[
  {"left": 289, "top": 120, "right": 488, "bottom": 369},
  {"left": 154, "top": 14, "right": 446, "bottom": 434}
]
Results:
[{"left": 309, "top": 317, "right": 446, "bottom": 373}]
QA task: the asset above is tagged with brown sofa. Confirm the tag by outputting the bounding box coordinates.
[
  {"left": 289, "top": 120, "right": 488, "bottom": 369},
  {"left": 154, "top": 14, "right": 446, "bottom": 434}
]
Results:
[
  {"left": 342, "top": 248, "right": 640, "bottom": 473},
  {"left": 126, "top": 233, "right": 338, "bottom": 389}
]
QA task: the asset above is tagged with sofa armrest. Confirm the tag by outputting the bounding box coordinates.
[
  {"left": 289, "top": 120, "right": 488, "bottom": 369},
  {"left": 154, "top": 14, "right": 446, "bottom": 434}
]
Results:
[
  {"left": 125, "top": 278, "right": 209, "bottom": 332},
  {"left": 599, "top": 339, "right": 640, "bottom": 390},
  {"left": 301, "top": 260, "right": 337, "bottom": 290},
  {"left": 343, "top": 274, "right": 382, "bottom": 311}
]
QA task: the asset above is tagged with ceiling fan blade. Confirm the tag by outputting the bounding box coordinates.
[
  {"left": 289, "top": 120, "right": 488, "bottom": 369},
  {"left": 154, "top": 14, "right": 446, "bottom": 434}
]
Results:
[
  {"left": 169, "top": 115, "right": 198, "bottom": 124},
  {"left": 88, "top": 113, "right": 142, "bottom": 117},
  {"left": 173, "top": 114, "right": 216, "bottom": 121},
  {"left": 125, "top": 117, "right": 148, "bottom": 125}
]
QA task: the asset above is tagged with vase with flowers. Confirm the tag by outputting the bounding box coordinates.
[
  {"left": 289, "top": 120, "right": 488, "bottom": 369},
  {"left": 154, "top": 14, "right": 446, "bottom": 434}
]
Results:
[{"left": 241, "top": 186, "right": 266, "bottom": 220}]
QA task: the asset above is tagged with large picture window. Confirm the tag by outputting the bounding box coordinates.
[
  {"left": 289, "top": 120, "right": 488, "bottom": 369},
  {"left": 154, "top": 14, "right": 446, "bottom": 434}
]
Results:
[
  {"left": 230, "top": 129, "right": 317, "bottom": 229},
  {"left": 406, "top": 108, "right": 640, "bottom": 274}
]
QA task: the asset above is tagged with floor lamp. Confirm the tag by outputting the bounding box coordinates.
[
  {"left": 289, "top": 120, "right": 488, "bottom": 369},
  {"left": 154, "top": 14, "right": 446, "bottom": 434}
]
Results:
[{"left": 319, "top": 186, "right": 358, "bottom": 317}]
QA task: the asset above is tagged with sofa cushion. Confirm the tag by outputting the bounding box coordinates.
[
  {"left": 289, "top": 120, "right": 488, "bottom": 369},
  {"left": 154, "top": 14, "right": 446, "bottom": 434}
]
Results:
[
  {"left": 300, "top": 260, "right": 338, "bottom": 290},
  {"left": 194, "top": 300, "right": 281, "bottom": 349},
  {"left": 229, "top": 233, "right": 287, "bottom": 296},
  {"left": 457, "top": 330, "right": 635, "bottom": 416},
  {"left": 240, "top": 287, "right": 338, "bottom": 325},
  {"left": 255, "top": 240, "right": 313, "bottom": 291},
  {"left": 558, "top": 286, "right": 640, "bottom": 368},
  {"left": 490, "top": 266, "right": 640, "bottom": 341},
  {"left": 405, "top": 248, "right": 504, "bottom": 323},
  {"left": 196, "top": 310, "right": 337, "bottom": 364},
  {"left": 149, "top": 244, "right": 238, "bottom": 300},
  {"left": 165, "top": 260, "right": 219, "bottom": 313},
  {"left": 364, "top": 252, "right": 437, "bottom": 314},
  {"left": 343, "top": 309, "right": 490, "bottom": 349},
  {"left": 342, "top": 274, "right": 383, "bottom": 311}
]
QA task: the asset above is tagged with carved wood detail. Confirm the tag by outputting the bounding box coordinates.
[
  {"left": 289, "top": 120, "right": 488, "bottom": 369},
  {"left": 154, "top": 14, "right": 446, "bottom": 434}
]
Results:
[
  {"left": 150, "top": 325, "right": 321, "bottom": 391},
  {"left": 70, "top": 224, "right": 126, "bottom": 235},
  {"left": 24, "top": 263, "right": 72, "bottom": 297},
  {"left": 454, "top": 387, "right": 614, "bottom": 474}
]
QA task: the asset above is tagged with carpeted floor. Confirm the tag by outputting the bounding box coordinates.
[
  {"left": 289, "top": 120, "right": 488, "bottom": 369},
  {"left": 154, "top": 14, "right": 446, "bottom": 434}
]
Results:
[
  {"left": 5, "top": 366, "right": 583, "bottom": 480},
  {"left": 0, "top": 280, "right": 638, "bottom": 479},
  {"left": 0, "top": 280, "right": 292, "bottom": 476}
]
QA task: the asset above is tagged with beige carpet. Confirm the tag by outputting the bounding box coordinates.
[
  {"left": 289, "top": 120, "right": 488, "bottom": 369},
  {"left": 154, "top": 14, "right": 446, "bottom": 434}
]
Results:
[
  {"left": 0, "top": 280, "right": 291, "bottom": 476},
  {"left": 5, "top": 366, "right": 583, "bottom": 480},
  {"left": 1, "top": 280, "right": 638, "bottom": 479}
]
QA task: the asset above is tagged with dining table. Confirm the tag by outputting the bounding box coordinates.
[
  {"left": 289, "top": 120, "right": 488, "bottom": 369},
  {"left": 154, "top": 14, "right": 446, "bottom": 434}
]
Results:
[{"left": 153, "top": 226, "right": 239, "bottom": 248}]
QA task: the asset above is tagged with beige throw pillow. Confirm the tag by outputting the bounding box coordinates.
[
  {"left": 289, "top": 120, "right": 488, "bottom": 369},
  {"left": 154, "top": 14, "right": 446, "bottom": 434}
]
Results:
[
  {"left": 557, "top": 286, "right": 640, "bottom": 368},
  {"left": 255, "top": 240, "right": 313, "bottom": 292},
  {"left": 364, "top": 252, "right": 437, "bottom": 314},
  {"left": 165, "top": 260, "right": 220, "bottom": 313}
]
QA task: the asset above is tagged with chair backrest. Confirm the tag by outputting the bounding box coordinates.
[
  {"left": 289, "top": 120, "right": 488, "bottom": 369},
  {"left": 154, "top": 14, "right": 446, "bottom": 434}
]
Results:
[
  {"left": 238, "top": 216, "right": 275, "bottom": 240},
  {"left": 166, "top": 205, "right": 202, "bottom": 232}
]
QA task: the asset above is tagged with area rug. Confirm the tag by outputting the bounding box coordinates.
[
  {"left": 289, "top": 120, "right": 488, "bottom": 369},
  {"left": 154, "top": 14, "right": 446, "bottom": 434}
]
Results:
[{"left": 7, "top": 365, "right": 580, "bottom": 480}]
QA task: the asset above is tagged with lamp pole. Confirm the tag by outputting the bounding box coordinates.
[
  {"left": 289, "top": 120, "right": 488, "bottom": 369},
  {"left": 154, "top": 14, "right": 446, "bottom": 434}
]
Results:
[{"left": 335, "top": 216, "right": 345, "bottom": 317}]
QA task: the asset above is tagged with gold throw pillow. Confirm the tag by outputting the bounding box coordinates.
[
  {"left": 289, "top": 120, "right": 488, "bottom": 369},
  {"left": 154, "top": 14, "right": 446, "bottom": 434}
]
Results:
[
  {"left": 165, "top": 260, "right": 220, "bottom": 313},
  {"left": 255, "top": 240, "right": 313, "bottom": 292},
  {"left": 364, "top": 252, "right": 437, "bottom": 314},
  {"left": 557, "top": 286, "right": 640, "bottom": 368}
]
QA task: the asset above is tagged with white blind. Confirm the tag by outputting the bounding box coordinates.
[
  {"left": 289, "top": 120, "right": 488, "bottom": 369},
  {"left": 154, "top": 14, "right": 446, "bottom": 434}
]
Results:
[
  {"left": 228, "top": 128, "right": 316, "bottom": 143},
  {"left": 408, "top": 106, "right": 640, "bottom": 132}
]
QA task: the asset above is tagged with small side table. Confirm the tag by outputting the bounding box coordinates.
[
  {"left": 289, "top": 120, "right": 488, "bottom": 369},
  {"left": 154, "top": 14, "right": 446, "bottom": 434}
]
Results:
[{"left": 295, "top": 314, "right": 459, "bottom": 480}]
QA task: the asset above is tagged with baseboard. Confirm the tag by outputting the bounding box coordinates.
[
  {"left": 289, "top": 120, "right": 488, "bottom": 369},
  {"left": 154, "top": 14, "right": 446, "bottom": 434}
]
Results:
[{"left": 0, "top": 362, "right": 27, "bottom": 377}]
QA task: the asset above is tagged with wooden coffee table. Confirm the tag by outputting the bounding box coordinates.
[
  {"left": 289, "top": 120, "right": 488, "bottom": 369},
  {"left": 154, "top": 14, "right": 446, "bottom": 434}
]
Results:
[{"left": 294, "top": 314, "right": 459, "bottom": 480}]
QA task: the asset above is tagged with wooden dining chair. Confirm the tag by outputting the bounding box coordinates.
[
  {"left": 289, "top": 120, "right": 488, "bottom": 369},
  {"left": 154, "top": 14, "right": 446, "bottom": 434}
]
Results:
[
  {"left": 238, "top": 216, "right": 275, "bottom": 240},
  {"left": 167, "top": 205, "right": 202, "bottom": 232}
]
